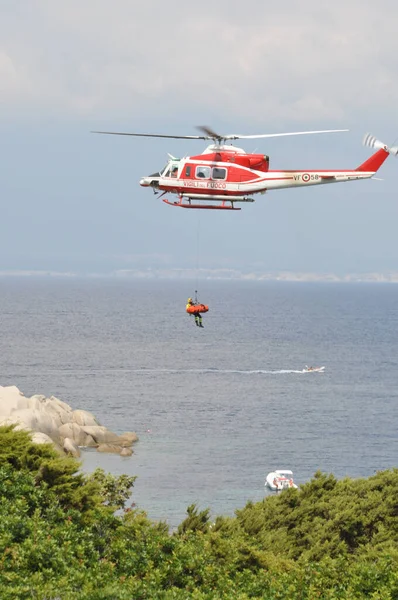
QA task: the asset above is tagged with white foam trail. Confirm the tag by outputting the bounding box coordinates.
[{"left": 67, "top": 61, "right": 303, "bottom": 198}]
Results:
[
  {"left": 124, "top": 368, "right": 315, "bottom": 375},
  {"left": 46, "top": 367, "right": 324, "bottom": 375}
]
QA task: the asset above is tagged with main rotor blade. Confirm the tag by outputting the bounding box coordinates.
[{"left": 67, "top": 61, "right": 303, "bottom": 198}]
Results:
[
  {"left": 224, "top": 129, "right": 349, "bottom": 140},
  {"left": 196, "top": 125, "right": 223, "bottom": 140},
  {"left": 92, "top": 128, "right": 349, "bottom": 142},
  {"left": 91, "top": 131, "right": 209, "bottom": 140}
]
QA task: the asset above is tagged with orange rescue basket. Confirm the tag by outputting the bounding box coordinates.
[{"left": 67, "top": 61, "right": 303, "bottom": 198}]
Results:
[{"left": 186, "top": 304, "right": 209, "bottom": 315}]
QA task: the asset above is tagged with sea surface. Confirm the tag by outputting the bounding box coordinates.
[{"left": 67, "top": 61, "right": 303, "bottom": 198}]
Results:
[{"left": 1, "top": 278, "right": 398, "bottom": 528}]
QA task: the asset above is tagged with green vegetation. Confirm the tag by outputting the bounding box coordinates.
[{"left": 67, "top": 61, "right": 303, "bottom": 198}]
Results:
[{"left": 1, "top": 425, "right": 398, "bottom": 599}]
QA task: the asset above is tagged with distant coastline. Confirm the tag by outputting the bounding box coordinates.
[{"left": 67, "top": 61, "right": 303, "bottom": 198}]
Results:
[{"left": 1, "top": 268, "right": 398, "bottom": 283}]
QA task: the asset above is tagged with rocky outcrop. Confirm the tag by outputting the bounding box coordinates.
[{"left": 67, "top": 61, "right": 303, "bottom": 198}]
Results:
[
  {"left": 0, "top": 385, "right": 138, "bottom": 457},
  {"left": 63, "top": 437, "right": 81, "bottom": 458}
]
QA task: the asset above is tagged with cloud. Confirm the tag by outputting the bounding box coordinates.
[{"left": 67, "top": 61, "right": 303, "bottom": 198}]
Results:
[
  {"left": 0, "top": 52, "right": 18, "bottom": 95},
  {"left": 1, "top": 0, "right": 398, "bottom": 124}
]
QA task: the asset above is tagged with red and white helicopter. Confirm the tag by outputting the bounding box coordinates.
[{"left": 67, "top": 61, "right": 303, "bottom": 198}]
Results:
[{"left": 93, "top": 127, "right": 397, "bottom": 211}]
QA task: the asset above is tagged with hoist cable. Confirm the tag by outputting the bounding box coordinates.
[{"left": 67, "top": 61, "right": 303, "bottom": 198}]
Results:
[{"left": 194, "top": 211, "right": 201, "bottom": 302}]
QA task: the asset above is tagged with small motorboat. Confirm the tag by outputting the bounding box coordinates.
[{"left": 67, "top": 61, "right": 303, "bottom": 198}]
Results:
[
  {"left": 265, "top": 470, "right": 298, "bottom": 491},
  {"left": 303, "top": 365, "right": 325, "bottom": 373}
]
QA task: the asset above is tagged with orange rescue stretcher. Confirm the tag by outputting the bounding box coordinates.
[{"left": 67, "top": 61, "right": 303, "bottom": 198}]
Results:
[{"left": 186, "top": 304, "right": 209, "bottom": 315}]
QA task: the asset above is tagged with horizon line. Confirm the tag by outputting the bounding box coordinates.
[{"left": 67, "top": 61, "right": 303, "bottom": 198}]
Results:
[{"left": 1, "top": 269, "right": 398, "bottom": 284}]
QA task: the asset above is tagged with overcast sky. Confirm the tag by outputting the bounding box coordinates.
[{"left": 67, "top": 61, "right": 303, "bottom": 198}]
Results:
[{"left": 1, "top": 0, "right": 398, "bottom": 276}]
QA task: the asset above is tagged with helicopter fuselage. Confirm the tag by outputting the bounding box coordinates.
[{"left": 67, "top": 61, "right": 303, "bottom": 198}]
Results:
[
  {"left": 139, "top": 144, "right": 385, "bottom": 209},
  {"left": 93, "top": 127, "right": 396, "bottom": 210}
]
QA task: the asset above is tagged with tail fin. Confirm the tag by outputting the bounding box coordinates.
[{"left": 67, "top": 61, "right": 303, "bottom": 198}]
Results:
[
  {"left": 356, "top": 133, "right": 398, "bottom": 172},
  {"left": 356, "top": 148, "right": 389, "bottom": 172}
]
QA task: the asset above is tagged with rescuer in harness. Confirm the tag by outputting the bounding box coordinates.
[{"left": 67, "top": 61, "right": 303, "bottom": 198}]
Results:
[{"left": 186, "top": 297, "right": 204, "bottom": 328}]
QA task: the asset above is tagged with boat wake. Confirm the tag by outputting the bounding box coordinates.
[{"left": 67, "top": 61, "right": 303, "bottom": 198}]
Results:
[
  {"left": 127, "top": 368, "right": 323, "bottom": 375},
  {"left": 52, "top": 366, "right": 325, "bottom": 376}
]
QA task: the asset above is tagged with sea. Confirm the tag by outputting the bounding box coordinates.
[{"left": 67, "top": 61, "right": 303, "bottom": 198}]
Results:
[{"left": 1, "top": 278, "right": 397, "bottom": 529}]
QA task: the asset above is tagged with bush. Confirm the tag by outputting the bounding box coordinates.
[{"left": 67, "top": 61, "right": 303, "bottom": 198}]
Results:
[{"left": 1, "top": 426, "right": 398, "bottom": 598}]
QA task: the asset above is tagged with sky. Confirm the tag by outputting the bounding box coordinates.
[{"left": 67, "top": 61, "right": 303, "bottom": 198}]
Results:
[{"left": 1, "top": 0, "right": 398, "bottom": 277}]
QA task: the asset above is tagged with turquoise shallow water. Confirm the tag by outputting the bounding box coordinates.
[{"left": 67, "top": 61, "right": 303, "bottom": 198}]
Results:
[{"left": 1, "top": 278, "right": 397, "bottom": 527}]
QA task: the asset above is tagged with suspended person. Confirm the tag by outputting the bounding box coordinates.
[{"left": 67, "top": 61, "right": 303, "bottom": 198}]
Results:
[{"left": 186, "top": 297, "right": 204, "bottom": 328}]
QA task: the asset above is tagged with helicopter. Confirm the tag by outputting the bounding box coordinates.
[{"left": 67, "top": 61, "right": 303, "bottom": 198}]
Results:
[{"left": 93, "top": 127, "right": 398, "bottom": 211}]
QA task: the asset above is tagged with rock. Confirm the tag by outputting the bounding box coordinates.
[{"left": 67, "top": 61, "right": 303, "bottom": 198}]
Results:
[
  {"left": 81, "top": 425, "right": 121, "bottom": 444},
  {"left": 42, "top": 400, "right": 73, "bottom": 426},
  {"left": 120, "top": 447, "right": 133, "bottom": 457},
  {"left": 0, "top": 385, "right": 29, "bottom": 415},
  {"left": 30, "top": 431, "right": 64, "bottom": 455},
  {"left": 58, "top": 422, "right": 78, "bottom": 440},
  {"left": 50, "top": 396, "right": 74, "bottom": 413},
  {"left": 24, "top": 396, "right": 72, "bottom": 429},
  {"left": 118, "top": 431, "right": 139, "bottom": 446},
  {"left": 31, "top": 431, "right": 54, "bottom": 445},
  {"left": 63, "top": 438, "right": 81, "bottom": 458},
  {"left": 6, "top": 408, "right": 61, "bottom": 444},
  {"left": 27, "top": 395, "right": 47, "bottom": 411},
  {"left": 81, "top": 434, "right": 97, "bottom": 447},
  {"left": 0, "top": 417, "right": 31, "bottom": 432},
  {"left": 59, "top": 422, "right": 92, "bottom": 446},
  {"left": 0, "top": 385, "right": 136, "bottom": 457},
  {"left": 72, "top": 409, "right": 99, "bottom": 427},
  {"left": 97, "top": 443, "right": 125, "bottom": 454}
]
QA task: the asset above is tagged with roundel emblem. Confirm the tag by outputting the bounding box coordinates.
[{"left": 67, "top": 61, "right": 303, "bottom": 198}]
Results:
[{"left": 302, "top": 173, "right": 310, "bottom": 182}]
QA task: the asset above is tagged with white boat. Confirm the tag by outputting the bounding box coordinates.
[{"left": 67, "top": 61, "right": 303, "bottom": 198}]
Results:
[
  {"left": 265, "top": 470, "right": 298, "bottom": 491},
  {"left": 303, "top": 365, "right": 325, "bottom": 373}
]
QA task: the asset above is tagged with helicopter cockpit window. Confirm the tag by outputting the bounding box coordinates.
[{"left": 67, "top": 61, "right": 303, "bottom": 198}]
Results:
[
  {"left": 162, "top": 163, "right": 179, "bottom": 178},
  {"left": 196, "top": 166, "right": 211, "bottom": 179},
  {"left": 212, "top": 167, "right": 227, "bottom": 180}
]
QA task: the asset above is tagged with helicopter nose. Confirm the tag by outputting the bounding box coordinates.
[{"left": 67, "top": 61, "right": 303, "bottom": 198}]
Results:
[{"left": 140, "top": 177, "right": 151, "bottom": 187}]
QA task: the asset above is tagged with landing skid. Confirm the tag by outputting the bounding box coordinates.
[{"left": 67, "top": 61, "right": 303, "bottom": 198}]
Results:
[{"left": 163, "top": 198, "right": 241, "bottom": 210}]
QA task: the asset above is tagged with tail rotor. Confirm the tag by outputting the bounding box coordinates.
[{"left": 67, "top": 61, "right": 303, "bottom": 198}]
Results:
[{"left": 363, "top": 133, "right": 398, "bottom": 156}]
